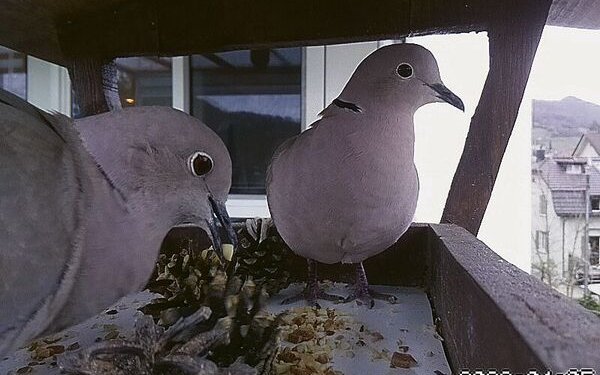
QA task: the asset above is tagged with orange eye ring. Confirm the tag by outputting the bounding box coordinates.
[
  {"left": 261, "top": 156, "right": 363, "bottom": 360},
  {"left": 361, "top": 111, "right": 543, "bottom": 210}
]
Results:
[{"left": 188, "top": 151, "right": 214, "bottom": 177}]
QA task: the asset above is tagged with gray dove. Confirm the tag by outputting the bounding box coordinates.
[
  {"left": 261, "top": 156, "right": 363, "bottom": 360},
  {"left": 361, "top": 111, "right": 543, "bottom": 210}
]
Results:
[
  {"left": 266, "top": 43, "right": 464, "bottom": 307},
  {"left": 0, "top": 89, "right": 236, "bottom": 355}
]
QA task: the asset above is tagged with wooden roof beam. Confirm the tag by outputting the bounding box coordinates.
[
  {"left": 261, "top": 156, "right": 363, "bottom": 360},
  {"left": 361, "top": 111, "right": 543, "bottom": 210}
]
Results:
[
  {"left": 55, "top": 0, "right": 491, "bottom": 60},
  {"left": 441, "top": 0, "right": 553, "bottom": 234}
]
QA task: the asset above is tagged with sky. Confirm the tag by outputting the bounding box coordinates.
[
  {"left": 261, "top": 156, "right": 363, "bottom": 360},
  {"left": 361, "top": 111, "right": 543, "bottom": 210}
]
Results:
[{"left": 406, "top": 26, "right": 600, "bottom": 271}]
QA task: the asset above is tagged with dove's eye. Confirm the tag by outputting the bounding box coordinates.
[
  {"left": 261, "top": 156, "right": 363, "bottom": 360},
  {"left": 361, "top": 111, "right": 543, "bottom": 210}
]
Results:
[
  {"left": 188, "top": 152, "right": 213, "bottom": 177},
  {"left": 396, "top": 63, "right": 413, "bottom": 79}
]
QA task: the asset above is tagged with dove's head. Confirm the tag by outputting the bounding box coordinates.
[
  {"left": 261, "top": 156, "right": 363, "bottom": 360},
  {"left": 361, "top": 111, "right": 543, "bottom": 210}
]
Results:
[
  {"left": 75, "top": 107, "right": 236, "bottom": 262},
  {"left": 342, "top": 43, "right": 464, "bottom": 113}
]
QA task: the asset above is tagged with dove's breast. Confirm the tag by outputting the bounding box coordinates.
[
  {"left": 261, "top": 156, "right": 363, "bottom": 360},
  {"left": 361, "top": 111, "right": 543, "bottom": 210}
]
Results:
[{"left": 267, "top": 113, "right": 419, "bottom": 264}]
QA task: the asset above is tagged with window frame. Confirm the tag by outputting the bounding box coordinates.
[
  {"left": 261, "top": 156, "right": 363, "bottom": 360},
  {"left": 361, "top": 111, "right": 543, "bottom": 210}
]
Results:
[
  {"left": 539, "top": 194, "right": 547, "bottom": 216},
  {"left": 536, "top": 230, "right": 549, "bottom": 251},
  {"left": 187, "top": 48, "right": 304, "bottom": 197},
  {"left": 591, "top": 196, "right": 600, "bottom": 213},
  {"left": 589, "top": 235, "right": 600, "bottom": 266}
]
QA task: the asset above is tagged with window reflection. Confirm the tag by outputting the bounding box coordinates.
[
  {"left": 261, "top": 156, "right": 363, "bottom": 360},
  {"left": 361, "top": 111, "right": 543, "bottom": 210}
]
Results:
[
  {"left": 191, "top": 48, "right": 302, "bottom": 195},
  {"left": 0, "top": 46, "right": 26, "bottom": 99},
  {"left": 116, "top": 57, "right": 172, "bottom": 107}
]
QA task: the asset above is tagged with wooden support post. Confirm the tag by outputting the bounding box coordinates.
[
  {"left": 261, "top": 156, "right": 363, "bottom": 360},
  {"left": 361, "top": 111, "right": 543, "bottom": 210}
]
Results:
[
  {"left": 68, "top": 58, "right": 122, "bottom": 117},
  {"left": 441, "top": 1, "right": 552, "bottom": 234}
]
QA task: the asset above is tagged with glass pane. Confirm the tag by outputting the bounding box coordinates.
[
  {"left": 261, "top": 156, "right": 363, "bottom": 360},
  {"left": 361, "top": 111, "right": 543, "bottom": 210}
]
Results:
[
  {"left": 191, "top": 48, "right": 302, "bottom": 195},
  {"left": 116, "top": 57, "right": 172, "bottom": 107},
  {"left": 0, "top": 46, "right": 27, "bottom": 99}
]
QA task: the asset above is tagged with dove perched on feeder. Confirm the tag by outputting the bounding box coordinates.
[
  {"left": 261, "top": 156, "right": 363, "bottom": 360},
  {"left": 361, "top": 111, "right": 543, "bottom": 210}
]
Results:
[
  {"left": 0, "top": 89, "right": 236, "bottom": 355},
  {"left": 266, "top": 43, "right": 464, "bottom": 307}
]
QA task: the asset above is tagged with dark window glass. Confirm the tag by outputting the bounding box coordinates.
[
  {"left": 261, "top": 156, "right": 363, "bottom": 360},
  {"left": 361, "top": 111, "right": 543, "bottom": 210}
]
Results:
[
  {"left": 117, "top": 57, "right": 172, "bottom": 107},
  {"left": 0, "top": 46, "right": 26, "bottom": 99},
  {"left": 592, "top": 196, "right": 600, "bottom": 212},
  {"left": 191, "top": 48, "right": 302, "bottom": 195}
]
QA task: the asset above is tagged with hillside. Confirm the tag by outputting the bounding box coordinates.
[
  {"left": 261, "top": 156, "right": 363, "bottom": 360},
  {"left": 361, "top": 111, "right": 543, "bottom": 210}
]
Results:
[{"left": 533, "top": 96, "right": 600, "bottom": 137}]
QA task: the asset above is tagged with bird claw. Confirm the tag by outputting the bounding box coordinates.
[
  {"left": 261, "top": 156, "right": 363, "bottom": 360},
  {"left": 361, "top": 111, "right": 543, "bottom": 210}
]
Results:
[
  {"left": 281, "top": 287, "right": 344, "bottom": 308},
  {"left": 342, "top": 288, "right": 398, "bottom": 308}
]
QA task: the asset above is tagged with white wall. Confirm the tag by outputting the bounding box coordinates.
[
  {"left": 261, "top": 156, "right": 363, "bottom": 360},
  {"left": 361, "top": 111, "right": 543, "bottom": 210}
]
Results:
[
  {"left": 577, "top": 142, "right": 598, "bottom": 158},
  {"left": 26, "top": 56, "right": 71, "bottom": 114},
  {"left": 531, "top": 175, "right": 564, "bottom": 277},
  {"left": 172, "top": 56, "right": 190, "bottom": 113}
]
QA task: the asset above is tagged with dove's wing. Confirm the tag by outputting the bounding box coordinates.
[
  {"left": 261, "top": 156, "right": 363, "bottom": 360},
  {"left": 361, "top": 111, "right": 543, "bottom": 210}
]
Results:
[{"left": 0, "top": 91, "right": 89, "bottom": 354}]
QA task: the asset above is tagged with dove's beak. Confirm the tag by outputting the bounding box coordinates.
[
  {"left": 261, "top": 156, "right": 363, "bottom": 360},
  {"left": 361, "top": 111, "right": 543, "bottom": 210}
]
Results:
[
  {"left": 424, "top": 81, "right": 465, "bottom": 112},
  {"left": 206, "top": 195, "right": 237, "bottom": 262}
]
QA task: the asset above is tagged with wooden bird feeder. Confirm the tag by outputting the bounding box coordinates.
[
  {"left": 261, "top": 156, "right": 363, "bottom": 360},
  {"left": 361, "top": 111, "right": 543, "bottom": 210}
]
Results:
[{"left": 1, "top": 0, "right": 599, "bottom": 371}]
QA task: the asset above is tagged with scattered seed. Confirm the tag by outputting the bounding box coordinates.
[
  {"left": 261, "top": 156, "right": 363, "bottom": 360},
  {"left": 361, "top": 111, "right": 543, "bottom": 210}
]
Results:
[
  {"left": 315, "top": 353, "right": 329, "bottom": 364},
  {"left": 102, "top": 324, "right": 119, "bottom": 332},
  {"left": 371, "top": 332, "right": 384, "bottom": 342},
  {"left": 42, "top": 337, "right": 61, "bottom": 344},
  {"left": 48, "top": 345, "right": 65, "bottom": 355},
  {"left": 288, "top": 327, "right": 316, "bottom": 344},
  {"left": 277, "top": 349, "right": 300, "bottom": 363},
  {"left": 390, "top": 352, "right": 418, "bottom": 368}
]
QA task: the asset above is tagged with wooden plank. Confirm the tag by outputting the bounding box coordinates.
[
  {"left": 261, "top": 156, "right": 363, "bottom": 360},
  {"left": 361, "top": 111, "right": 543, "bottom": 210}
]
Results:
[
  {"left": 54, "top": 0, "right": 493, "bottom": 60},
  {"left": 1, "top": 1, "right": 600, "bottom": 65},
  {"left": 427, "top": 223, "right": 600, "bottom": 371},
  {"left": 441, "top": 0, "right": 552, "bottom": 234}
]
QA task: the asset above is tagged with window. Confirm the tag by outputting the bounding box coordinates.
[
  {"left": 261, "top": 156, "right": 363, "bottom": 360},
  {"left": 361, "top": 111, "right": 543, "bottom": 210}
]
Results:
[
  {"left": 190, "top": 48, "right": 302, "bottom": 195},
  {"left": 591, "top": 196, "right": 600, "bottom": 212},
  {"left": 565, "top": 163, "right": 583, "bottom": 174},
  {"left": 0, "top": 45, "right": 26, "bottom": 99},
  {"left": 536, "top": 230, "right": 549, "bottom": 251},
  {"left": 539, "top": 194, "right": 547, "bottom": 215},
  {"left": 589, "top": 236, "right": 600, "bottom": 265}
]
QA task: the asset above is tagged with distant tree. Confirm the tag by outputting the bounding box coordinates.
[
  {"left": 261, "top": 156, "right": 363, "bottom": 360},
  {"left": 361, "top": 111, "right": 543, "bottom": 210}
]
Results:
[{"left": 532, "top": 189, "right": 560, "bottom": 288}]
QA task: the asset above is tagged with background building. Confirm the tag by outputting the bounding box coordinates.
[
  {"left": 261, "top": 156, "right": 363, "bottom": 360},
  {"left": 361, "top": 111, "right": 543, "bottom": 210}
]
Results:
[{"left": 532, "top": 155, "right": 600, "bottom": 289}]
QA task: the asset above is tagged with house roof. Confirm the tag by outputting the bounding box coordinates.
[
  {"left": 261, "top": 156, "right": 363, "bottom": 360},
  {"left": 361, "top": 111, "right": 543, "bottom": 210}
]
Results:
[
  {"left": 573, "top": 133, "right": 600, "bottom": 156},
  {"left": 0, "top": 0, "right": 599, "bottom": 67},
  {"left": 539, "top": 158, "right": 600, "bottom": 216}
]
